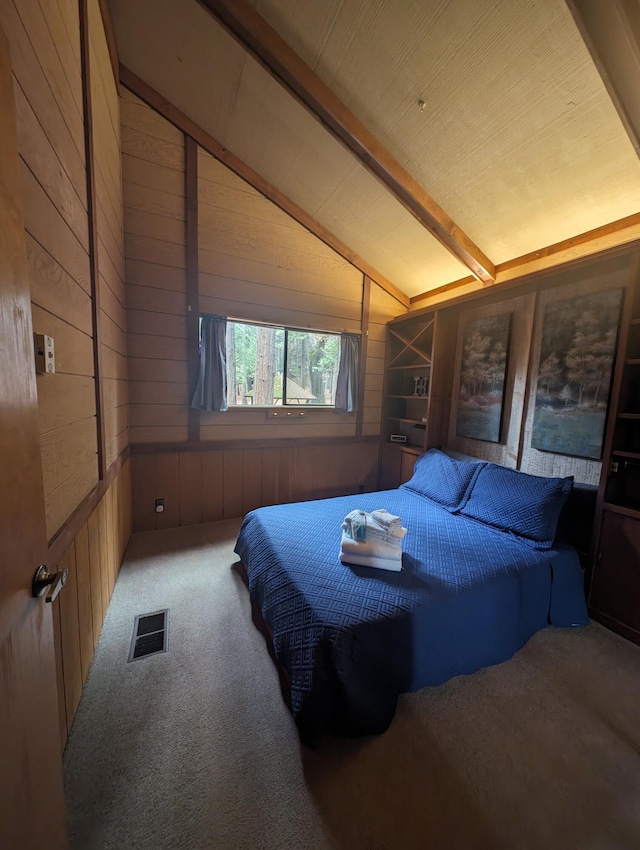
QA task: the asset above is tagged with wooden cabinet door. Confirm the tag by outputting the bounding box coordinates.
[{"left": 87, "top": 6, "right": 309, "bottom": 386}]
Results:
[
  {"left": 590, "top": 510, "right": 640, "bottom": 645},
  {"left": 0, "top": 27, "right": 67, "bottom": 849}
]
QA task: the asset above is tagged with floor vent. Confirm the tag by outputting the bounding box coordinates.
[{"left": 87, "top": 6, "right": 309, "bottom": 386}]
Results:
[{"left": 128, "top": 609, "right": 169, "bottom": 662}]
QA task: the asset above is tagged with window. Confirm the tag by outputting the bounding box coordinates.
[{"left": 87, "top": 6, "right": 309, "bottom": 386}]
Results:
[{"left": 226, "top": 320, "right": 341, "bottom": 406}]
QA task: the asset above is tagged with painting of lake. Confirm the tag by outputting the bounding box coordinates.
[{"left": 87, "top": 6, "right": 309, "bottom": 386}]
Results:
[
  {"left": 531, "top": 288, "right": 623, "bottom": 459},
  {"left": 456, "top": 313, "right": 511, "bottom": 442}
]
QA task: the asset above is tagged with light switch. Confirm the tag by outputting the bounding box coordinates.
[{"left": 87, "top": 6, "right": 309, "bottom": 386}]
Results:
[{"left": 34, "top": 333, "right": 55, "bottom": 374}]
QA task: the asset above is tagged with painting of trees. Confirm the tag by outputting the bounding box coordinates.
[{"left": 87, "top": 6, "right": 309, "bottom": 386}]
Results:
[
  {"left": 456, "top": 313, "right": 511, "bottom": 442},
  {"left": 532, "top": 288, "right": 623, "bottom": 458}
]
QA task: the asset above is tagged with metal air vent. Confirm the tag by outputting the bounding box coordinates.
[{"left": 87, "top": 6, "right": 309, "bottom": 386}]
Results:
[{"left": 128, "top": 609, "right": 169, "bottom": 662}]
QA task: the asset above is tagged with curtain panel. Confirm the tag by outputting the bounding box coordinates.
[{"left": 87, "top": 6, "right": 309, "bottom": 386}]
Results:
[
  {"left": 191, "top": 314, "right": 228, "bottom": 412},
  {"left": 335, "top": 332, "right": 360, "bottom": 413}
]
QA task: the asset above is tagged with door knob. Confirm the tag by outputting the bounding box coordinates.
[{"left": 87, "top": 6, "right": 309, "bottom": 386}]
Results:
[{"left": 32, "top": 565, "right": 68, "bottom": 603}]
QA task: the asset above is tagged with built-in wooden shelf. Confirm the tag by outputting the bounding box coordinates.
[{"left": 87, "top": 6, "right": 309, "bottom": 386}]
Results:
[
  {"left": 602, "top": 500, "right": 640, "bottom": 519},
  {"left": 611, "top": 449, "right": 640, "bottom": 460},
  {"left": 387, "top": 364, "right": 431, "bottom": 371},
  {"left": 617, "top": 413, "right": 640, "bottom": 419},
  {"left": 385, "top": 442, "right": 424, "bottom": 455},
  {"left": 625, "top": 358, "right": 640, "bottom": 365},
  {"left": 387, "top": 394, "right": 430, "bottom": 400},
  {"left": 386, "top": 417, "right": 427, "bottom": 425},
  {"left": 382, "top": 310, "right": 439, "bottom": 489}
]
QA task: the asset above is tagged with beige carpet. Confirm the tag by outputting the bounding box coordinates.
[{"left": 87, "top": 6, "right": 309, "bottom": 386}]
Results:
[{"left": 63, "top": 520, "right": 640, "bottom": 850}]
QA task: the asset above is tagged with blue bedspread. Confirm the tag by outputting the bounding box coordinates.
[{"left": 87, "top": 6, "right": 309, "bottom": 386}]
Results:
[{"left": 234, "top": 488, "right": 588, "bottom": 744}]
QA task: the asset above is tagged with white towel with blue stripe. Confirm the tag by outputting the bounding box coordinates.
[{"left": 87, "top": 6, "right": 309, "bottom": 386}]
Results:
[{"left": 340, "top": 509, "right": 406, "bottom": 571}]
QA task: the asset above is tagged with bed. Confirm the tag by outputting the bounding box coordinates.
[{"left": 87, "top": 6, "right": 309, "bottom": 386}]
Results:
[{"left": 234, "top": 450, "right": 589, "bottom": 745}]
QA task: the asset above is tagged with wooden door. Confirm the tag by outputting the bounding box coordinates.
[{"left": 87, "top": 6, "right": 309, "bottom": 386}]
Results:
[{"left": 0, "top": 26, "right": 68, "bottom": 850}]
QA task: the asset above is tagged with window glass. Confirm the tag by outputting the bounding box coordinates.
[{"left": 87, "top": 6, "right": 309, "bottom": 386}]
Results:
[{"left": 226, "top": 321, "right": 340, "bottom": 406}]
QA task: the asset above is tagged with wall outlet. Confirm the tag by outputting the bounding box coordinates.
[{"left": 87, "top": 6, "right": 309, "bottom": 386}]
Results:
[{"left": 155, "top": 498, "right": 165, "bottom": 513}]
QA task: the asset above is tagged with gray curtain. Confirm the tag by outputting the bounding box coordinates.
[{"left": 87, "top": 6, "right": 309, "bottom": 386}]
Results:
[
  {"left": 191, "top": 314, "right": 228, "bottom": 412},
  {"left": 335, "top": 333, "right": 360, "bottom": 412}
]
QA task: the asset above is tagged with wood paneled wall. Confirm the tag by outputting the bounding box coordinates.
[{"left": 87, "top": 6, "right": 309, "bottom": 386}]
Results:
[
  {"left": 2, "top": 0, "right": 132, "bottom": 746},
  {"left": 364, "top": 282, "right": 405, "bottom": 438},
  {"left": 197, "top": 148, "right": 363, "bottom": 331},
  {"left": 121, "top": 89, "right": 189, "bottom": 444},
  {"left": 89, "top": 0, "right": 128, "bottom": 468},
  {"left": 2, "top": 0, "right": 97, "bottom": 539},
  {"left": 51, "top": 460, "right": 132, "bottom": 751},
  {"left": 197, "top": 146, "right": 366, "bottom": 442},
  {"left": 2, "top": 0, "right": 129, "bottom": 539},
  {"left": 121, "top": 88, "right": 408, "bottom": 529},
  {"left": 130, "top": 443, "right": 379, "bottom": 533}
]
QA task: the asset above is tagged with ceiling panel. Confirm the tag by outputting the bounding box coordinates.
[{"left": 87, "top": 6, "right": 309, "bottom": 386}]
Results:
[
  {"left": 110, "top": 0, "right": 467, "bottom": 296},
  {"left": 256, "top": 0, "right": 640, "bottom": 262},
  {"left": 110, "top": 0, "right": 640, "bottom": 297}
]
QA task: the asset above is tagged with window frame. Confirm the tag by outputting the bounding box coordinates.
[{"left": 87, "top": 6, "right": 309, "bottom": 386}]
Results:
[{"left": 224, "top": 317, "right": 344, "bottom": 408}]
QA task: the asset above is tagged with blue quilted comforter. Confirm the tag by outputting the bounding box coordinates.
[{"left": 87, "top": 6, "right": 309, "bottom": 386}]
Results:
[{"left": 234, "top": 488, "right": 588, "bottom": 744}]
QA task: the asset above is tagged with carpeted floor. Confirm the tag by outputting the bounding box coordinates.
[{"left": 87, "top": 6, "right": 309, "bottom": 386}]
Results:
[{"left": 63, "top": 520, "right": 640, "bottom": 850}]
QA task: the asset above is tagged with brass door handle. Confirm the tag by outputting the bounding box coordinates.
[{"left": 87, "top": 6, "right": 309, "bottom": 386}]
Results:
[{"left": 32, "top": 565, "right": 68, "bottom": 603}]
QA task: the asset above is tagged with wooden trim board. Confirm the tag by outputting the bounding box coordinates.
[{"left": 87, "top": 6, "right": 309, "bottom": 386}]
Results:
[
  {"left": 185, "top": 135, "right": 200, "bottom": 441},
  {"left": 355, "top": 275, "right": 371, "bottom": 438},
  {"left": 47, "top": 447, "right": 130, "bottom": 568},
  {"left": 410, "top": 213, "right": 640, "bottom": 311},
  {"left": 130, "top": 435, "right": 380, "bottom": 455},
  {"left": 80, "top": 0, "right": 106, "bottom": 479}
]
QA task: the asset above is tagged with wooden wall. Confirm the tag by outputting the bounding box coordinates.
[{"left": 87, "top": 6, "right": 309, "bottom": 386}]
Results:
[
  {"left": 89, "top": 0, "right": 128, "bottom": 468},
  {"left": 52, "top": 460, "right": 132, "bottom": 751},
  {"left": 121, "top": 90, "right": 407, "bottom": 530},
  {"left": 2, "top": 0, "right": 96, "bottom": 539},
  {"left": 197, "top": 147, "right": 364, "bottom": 442},
  {"left": 2, "top": 0, "right": 129, "bottom": 537},
  {"left": 122, "top": 89, "right": 189, "bottom": 444},
  {"left": 2, "top": 0, "right": 132, "bottom": 744},
  {"left": 364, "top": 282, "right": 405, "bottom": 438},
  {"left": 130, "top": 443, "right": 379, "bottom": 532}
]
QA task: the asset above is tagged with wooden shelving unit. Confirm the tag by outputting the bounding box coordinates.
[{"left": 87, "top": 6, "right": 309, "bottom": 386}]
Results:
[
  {"left": 382, "top": 313, "right": 434, "bottom": 453},
  {"left": 589, "top": 262, "right": 640, "bottom": 646},
  {"left": 378, "top": 308, "right": 458, "bottom": 489}
]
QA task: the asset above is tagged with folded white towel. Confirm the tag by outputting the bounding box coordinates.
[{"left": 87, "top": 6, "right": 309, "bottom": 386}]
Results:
[
  {"left": 339, "top": 549, "right": 402, "bottom": 572},
  {"left": 340, "top": 532, "right": 402, "bottom": 561},
  {"left": 371, "top": 509, "right": 402, "bottom": 530}
]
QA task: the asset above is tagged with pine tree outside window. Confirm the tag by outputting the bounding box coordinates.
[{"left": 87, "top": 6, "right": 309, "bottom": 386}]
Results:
[{"left": 225, "top": 320, "right": 343, "bottom": 407}]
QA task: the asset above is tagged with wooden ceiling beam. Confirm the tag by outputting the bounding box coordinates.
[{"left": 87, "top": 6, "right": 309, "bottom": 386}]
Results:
[
  {"left": 409, "top": 211, "right": 640, "bottom": 310},
  {"left": 566, "top": 0, "right": 640, "bottom": 158},
  {"left": 119, "top": 65, "right": 410, "bottom": 308},
  {"left": 195, "top": 0, "right": 496, "bottom": 284}
]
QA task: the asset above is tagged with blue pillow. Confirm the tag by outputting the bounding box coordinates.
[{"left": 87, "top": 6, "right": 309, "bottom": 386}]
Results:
[
  {"left": 460, "top": 464, "right": 573, "bottom": 548},
  {"left": 401, "top": 449, "right": 484, "bottom": 511}
]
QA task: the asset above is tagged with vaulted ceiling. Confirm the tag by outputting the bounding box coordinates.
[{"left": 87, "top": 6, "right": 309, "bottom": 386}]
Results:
[{"left": 109, "top": 0, "right": 640, "bottom": 300}]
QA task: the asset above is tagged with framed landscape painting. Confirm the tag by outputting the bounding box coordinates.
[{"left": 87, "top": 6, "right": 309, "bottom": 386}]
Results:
[
  {"left": 531, "top": 288, "right": 623, "bottom": 459},
  {"left": 456, "top": 313, "right": 511, "bottom": 443}
]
